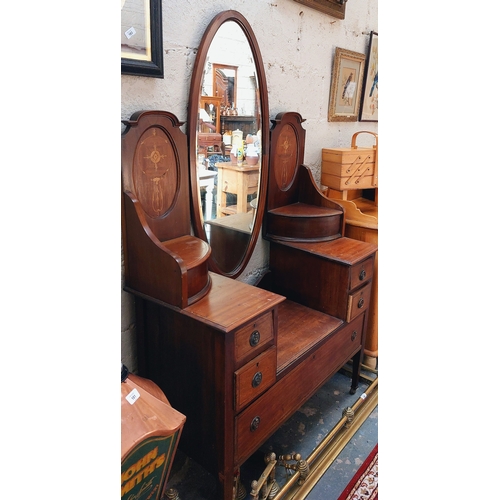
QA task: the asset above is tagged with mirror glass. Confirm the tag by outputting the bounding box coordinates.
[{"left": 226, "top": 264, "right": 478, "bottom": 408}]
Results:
[{"left": 188, "top": 11, "right": 269, "bottom": 278}]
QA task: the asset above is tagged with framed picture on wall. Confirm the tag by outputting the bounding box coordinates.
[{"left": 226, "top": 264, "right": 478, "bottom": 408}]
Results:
[
  {"left": 121, "top": 0, "right": 164, "bottom": 78},
  {"left": 292, "top": 0, "right": 346, "bottom": 20},
  {"left": 328, "top": 48, "right": 365, "bottom": 122},
  {"left": 359, "top": 31, "right": 378, "bottom": 122}
]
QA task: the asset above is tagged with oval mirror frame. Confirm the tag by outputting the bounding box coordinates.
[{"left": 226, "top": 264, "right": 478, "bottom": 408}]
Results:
[{"left": 188, "top": 10, "right": 269, "bottom": 278}]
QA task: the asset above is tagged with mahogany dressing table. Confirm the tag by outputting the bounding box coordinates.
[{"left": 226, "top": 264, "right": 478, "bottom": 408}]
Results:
[{"left": 121, "top": 110, "right": 376, "bottom": 500}]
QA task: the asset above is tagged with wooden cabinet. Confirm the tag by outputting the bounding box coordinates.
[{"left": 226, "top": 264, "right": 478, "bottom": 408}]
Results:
[
  {"left": 200, "top": 95, "right": 223, "bottom": 133},
  {"left": 134, "top": 274, "right": 284, "bottom": 500},
  {"left": 215, "top": 161, "right": 259, "bottom": 216},
  {"left": 123, "top": 111, "right": 377, "bottom": 500},
  {"left": 221, "top": 115, "right": 257, "bottom": 137},
  {"left": 199, "top": 96, "right": 224, "bottom": 156}
]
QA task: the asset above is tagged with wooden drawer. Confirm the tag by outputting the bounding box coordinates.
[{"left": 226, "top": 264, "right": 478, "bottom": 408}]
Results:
[
  {"left": 321, "top": 171, "right": 375, "bottom": 191},
  {"left": 350, "top": 257, "right": 373, "bottom": 291},
  {"left": 235, "top": 315, "right": 364, "bottom": 464},
  {"left": 234, "top": 347, "right": 277, "bottom": 412},
  {"left": 221, "top": 169, "right": 259, "bottom": 193},
  {"left": 234, "top": 312, "right": 274, "bottom": 364},
  {"left": 347, "top": 284, "right": 371, "bottom": 322}
]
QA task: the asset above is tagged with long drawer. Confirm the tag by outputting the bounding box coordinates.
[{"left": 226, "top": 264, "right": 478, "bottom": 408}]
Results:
[{"left": 234, "top": 314, "right": 364, "bottom": 464}]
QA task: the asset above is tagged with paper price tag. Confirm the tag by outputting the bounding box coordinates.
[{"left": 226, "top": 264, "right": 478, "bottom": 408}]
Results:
[
  {"left": 126, "top": 388, "right": 140, "bottom": 405},
  {"left": 125, "top": 27, "right": 136, "bottom": 40}
]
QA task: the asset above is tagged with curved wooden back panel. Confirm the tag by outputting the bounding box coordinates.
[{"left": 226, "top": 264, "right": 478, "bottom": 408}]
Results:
[
  {"left": 264, "top": 111, "right": 345, "bottom": 242},
  {"left": 122, "top": 110, "right": 211, "bottom": 308},
  {"left": 122, "top": 110, "right": 191, "bottom": 241}
]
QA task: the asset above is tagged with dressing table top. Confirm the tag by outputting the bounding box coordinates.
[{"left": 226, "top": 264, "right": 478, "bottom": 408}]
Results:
[{"left": 182, "top": 272, "right": 285, "bottom": 332}]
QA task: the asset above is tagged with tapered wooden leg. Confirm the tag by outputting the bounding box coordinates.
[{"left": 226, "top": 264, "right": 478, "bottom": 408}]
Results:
[{"left": 349, "top": 350, "right": 362, "bottom": 395}]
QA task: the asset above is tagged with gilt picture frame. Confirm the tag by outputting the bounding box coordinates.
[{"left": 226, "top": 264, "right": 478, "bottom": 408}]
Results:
[
  {"left": 328, "top": 48, "right": 365, "bottom": 122},
  {"left": 121, "top": 0, "right": 164, "bottom": 78},
  {"left": 359, "top": 31, "right": 378, "bottom": 122}
]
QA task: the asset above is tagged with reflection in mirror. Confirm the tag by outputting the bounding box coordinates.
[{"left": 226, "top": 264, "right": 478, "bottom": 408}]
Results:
[
  {"left": 188, "top": 11, "right": 269, "bottom": 278},
  {"left": 213, "top": 64, "right": 237, "bottom": 109}
]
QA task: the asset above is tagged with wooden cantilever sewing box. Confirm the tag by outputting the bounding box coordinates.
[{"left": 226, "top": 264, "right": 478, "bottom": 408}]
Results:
[{"left": 121, "top": 110, "right": 377, "bottom": 500}]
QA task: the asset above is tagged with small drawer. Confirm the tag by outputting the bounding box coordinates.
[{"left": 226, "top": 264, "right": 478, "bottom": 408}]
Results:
[
  {"left": 349, "top": 258, "right": 374, "bottom": 291},
  {"left": 234, "top": 312, "right": 274, "bottom": 364},
  {"left": 234, "top": 347, "right": 277, "bottom": 412},
  {"left": 346, "top": 283, "right": 372, "bottom": 322},
  {"left": 221, "top": 174, "right": 238, "bottom": 193}
]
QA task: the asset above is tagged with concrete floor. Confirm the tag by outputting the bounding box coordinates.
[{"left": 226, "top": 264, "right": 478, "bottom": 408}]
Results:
[{"left": 165, "top": 366, "right": 378, "bottom": 500}]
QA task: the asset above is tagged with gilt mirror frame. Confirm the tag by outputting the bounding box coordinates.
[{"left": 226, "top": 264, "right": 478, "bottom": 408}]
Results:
[{"left": 188, "top": 10, "right": 269, "bottom": 278}]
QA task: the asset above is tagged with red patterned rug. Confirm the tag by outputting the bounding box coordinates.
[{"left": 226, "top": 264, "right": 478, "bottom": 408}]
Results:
[{"left": 337, "top": 444, "right": 378, "bottom": 500}]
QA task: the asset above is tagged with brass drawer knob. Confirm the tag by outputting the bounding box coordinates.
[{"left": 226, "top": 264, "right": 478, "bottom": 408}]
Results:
[
  {"left": 252, "top": 371, "right": 263, "bottom": 388},
  {"left": 249, "top": 330, "right": 260, "bottom": 347},
  {"left": 351, "top": 330, "right": 358, "bottom": 341},
  {"left": 250, "top": 416, "right": 261, "bottom": 432},
  {"left": 357, "top": 297, "right": 365, "bottom": 309},
  {"left": 359, "top": 269, "right": 366, "bottom": 281}
]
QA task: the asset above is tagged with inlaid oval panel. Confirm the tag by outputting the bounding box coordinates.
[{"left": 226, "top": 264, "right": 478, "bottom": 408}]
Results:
[
  {"left": 273, "top": 123, "right": 298, "bottom": 191},
  {"left": 132, "top": 126, "right": 178, "bottom": 218}
]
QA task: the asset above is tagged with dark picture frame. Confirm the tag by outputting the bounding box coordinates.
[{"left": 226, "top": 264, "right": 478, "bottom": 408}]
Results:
[
  {"left": 293, "top": 0, "right": 346, "bottom": 20},
  {"left": 121, "top": 0, "right": 164, "bottom": 78},
  {"left": 359, "top": 31, "right": 378, "bottom": 122}
]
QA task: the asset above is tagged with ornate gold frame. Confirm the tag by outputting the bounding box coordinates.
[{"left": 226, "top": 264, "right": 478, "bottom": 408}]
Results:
[{"left": 328, "top": 47, "right": 366, "bottom": 122}]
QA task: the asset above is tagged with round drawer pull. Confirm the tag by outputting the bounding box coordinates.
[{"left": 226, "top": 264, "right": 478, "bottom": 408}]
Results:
[
  {"left": 357, "top": 297, "right": 365, "bottom": 309},
  {"left": 359, "top": 269, "right": 366, "bottom": 281},
  {"left": 252, "top": 371, "right": 263, "bottom": 388},
  {"left": 249, "top": 330, "right": 260, "bottom": 347},
  {"left": 250, "top": 416, "right": 261, "bottom": 432},
  {"left": 351, "top": 330, "right": 358, "bottom": 341}
]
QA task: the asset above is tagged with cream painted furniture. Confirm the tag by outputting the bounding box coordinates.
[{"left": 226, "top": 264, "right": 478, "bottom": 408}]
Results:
[{"left": 197, "top": 169, "right": 217, "bottom": 220}]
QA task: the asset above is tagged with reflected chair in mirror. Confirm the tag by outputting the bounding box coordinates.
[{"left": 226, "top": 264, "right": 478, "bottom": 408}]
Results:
[
  {"left": 198, "top": 96, "right": 225, "bottom": 157},
  {"left": 121, "top": 110, "right": 212, "bottom": 308}
]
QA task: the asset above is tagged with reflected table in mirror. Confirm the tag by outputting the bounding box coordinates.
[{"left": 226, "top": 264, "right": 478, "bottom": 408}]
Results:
[{"left": 216, "top": 162, "right": 259, "bottom": 217}]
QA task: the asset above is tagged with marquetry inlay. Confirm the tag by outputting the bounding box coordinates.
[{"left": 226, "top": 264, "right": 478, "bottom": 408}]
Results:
[
  {"left": 133, "top": 127, "right": 178, "bottom": 218},
  {"left": 274, "top": 123, "right": 298, "bottom": 191}
]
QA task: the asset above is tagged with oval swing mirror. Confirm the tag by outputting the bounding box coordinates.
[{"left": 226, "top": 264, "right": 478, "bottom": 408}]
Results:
[{"left": 188, "top": 10, "right": 269, "bottom": 278}]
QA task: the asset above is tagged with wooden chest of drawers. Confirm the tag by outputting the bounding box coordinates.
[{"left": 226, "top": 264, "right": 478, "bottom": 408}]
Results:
[
  {"left": 135, "top": 247, "right": 375, "bottom": 500},
  {"left": 268, "top": 237, "right": 376, "bottom": 321},
  {"left": 135, "top": 273, "right": 284, "bottom": 500}
]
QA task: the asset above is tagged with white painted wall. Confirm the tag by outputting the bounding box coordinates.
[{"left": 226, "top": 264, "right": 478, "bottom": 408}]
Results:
[{"left": 121, "top": 0, "right": 378, "bottom": 371}]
